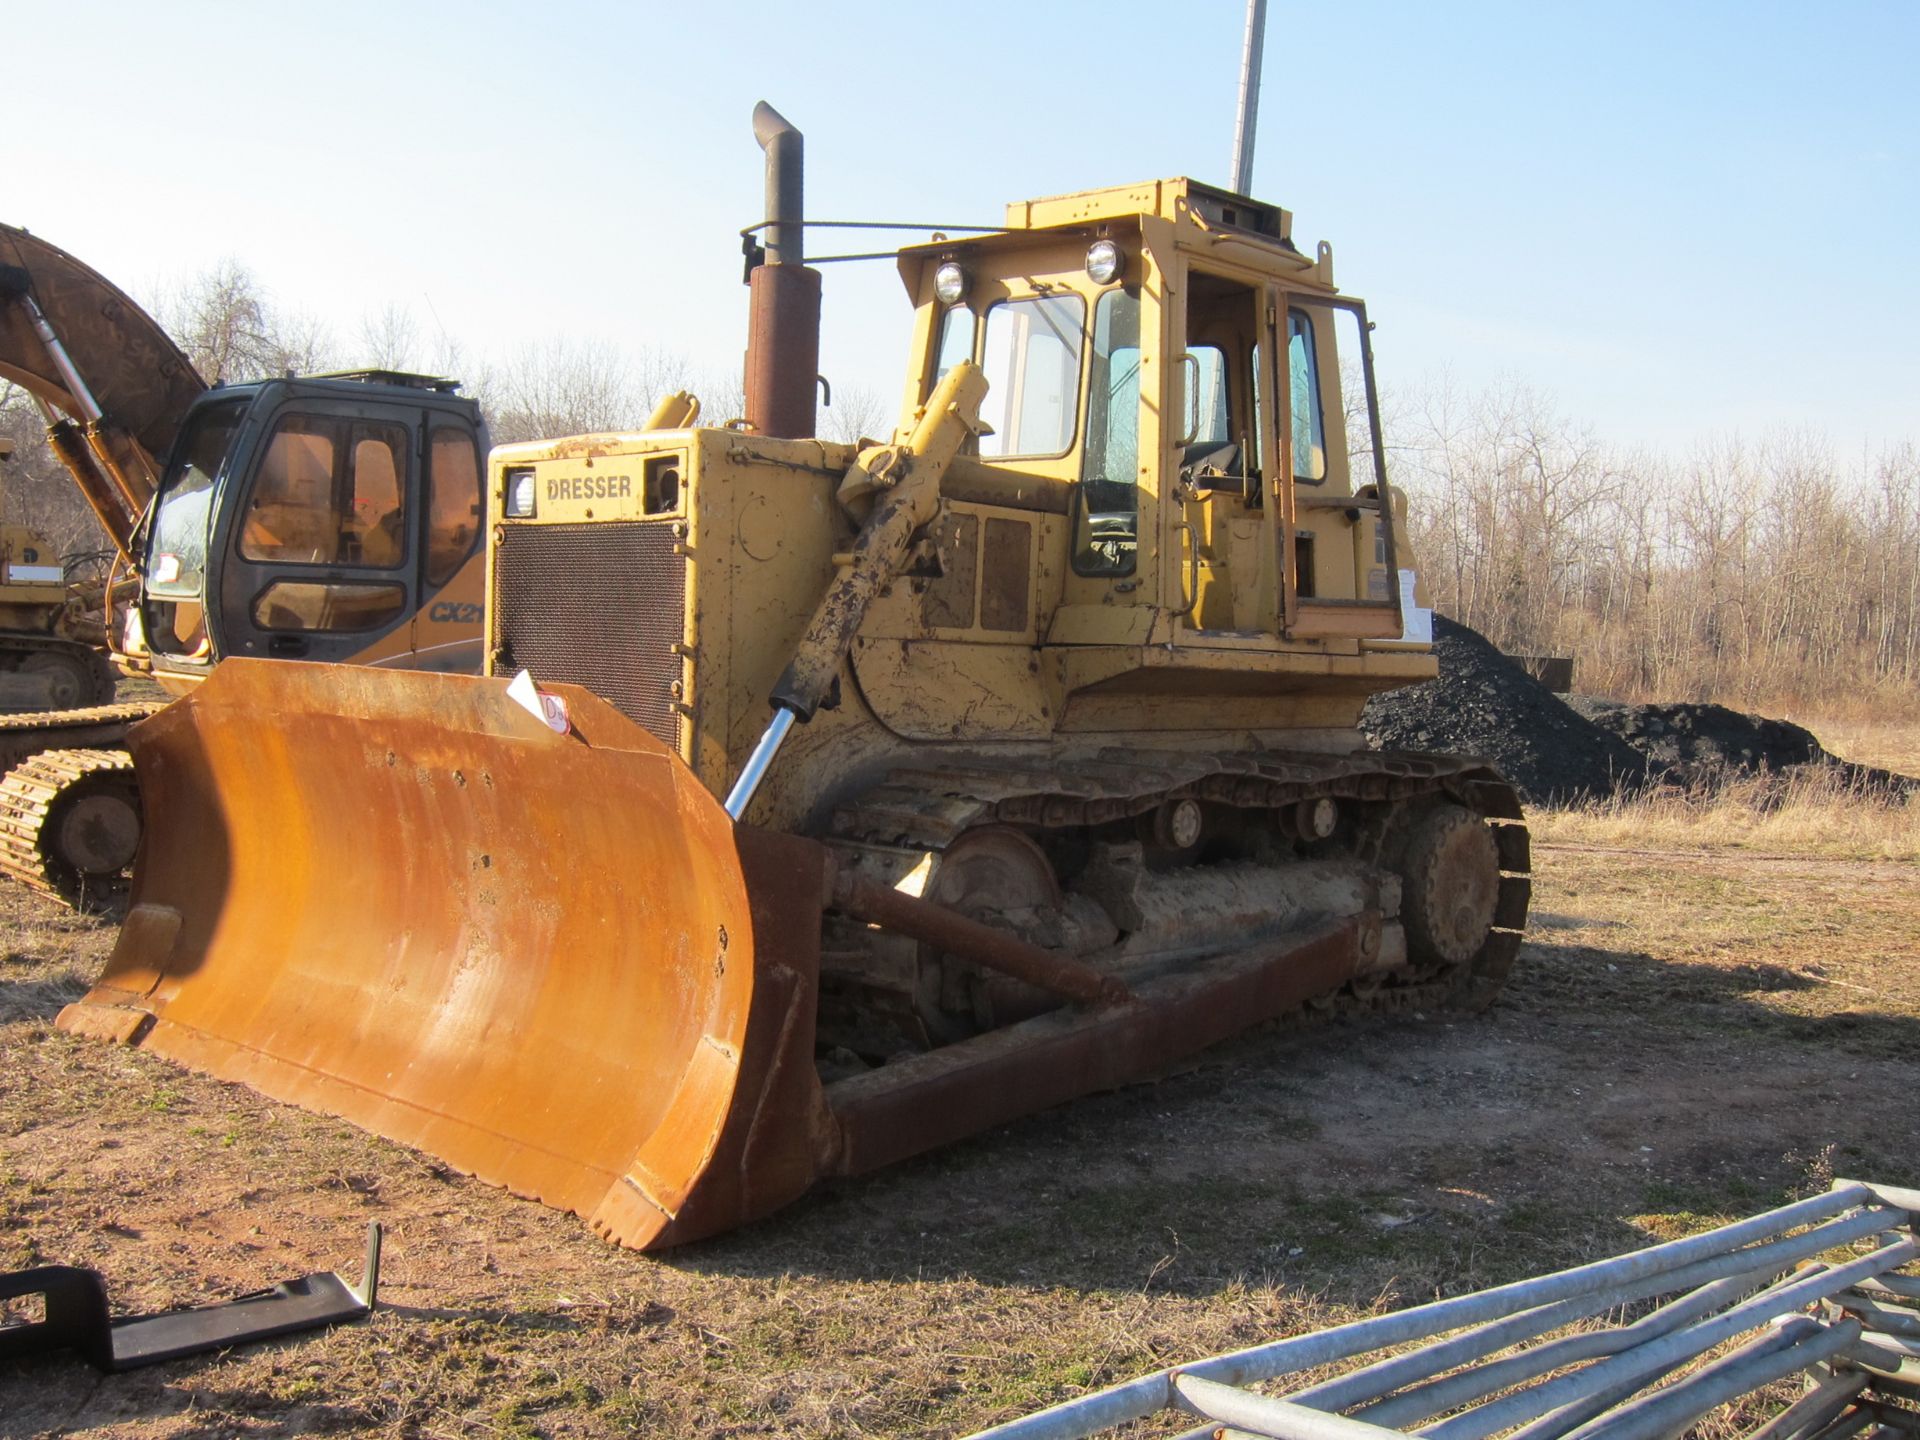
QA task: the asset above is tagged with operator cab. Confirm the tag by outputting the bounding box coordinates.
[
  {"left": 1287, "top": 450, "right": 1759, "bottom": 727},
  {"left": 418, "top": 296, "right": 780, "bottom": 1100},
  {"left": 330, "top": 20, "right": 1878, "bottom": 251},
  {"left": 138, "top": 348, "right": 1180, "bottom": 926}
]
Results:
[
  {"left": 134, "top": 372, "right": 489, "bottom": 686},
  {"left": 899, "top": 178, "right": 1406, "bottom": 643}
]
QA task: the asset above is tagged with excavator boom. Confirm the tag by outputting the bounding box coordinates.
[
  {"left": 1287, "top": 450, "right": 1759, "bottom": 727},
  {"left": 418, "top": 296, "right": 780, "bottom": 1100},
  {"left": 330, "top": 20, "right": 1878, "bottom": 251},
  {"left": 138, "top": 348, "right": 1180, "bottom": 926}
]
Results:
[
  {"left": 0, "top": 224, "right": 203, "bottom": 465},
  {"left": 0, "top": 222, "right": 206, "bottom": 551}
]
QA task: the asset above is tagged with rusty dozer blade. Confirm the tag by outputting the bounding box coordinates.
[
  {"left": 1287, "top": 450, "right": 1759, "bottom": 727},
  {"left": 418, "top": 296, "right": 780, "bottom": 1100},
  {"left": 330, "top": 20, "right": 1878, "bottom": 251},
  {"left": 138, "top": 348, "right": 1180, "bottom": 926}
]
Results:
[
  {"left": 61, "top": 661, "right": 1391, "bottom": 1250},
  {"left": 56, "top": 659, "right": 822, "bottom": 1251}
]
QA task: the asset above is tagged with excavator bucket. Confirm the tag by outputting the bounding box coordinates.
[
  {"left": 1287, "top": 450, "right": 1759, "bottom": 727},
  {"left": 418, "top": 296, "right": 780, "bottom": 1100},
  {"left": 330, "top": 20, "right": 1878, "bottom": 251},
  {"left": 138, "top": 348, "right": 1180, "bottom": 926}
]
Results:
[{"left": 57, "top": 660, "right": 833, "bottom": 1250}]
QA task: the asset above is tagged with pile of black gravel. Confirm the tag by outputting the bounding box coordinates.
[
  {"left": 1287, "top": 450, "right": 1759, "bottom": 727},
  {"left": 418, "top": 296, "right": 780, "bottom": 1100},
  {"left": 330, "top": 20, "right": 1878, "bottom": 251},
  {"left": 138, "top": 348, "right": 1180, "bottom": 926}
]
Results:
[
  {"left": 1566, "top": 699, "right": 1820, "bottom": 777},
  {"left": 1360, "top": 616, "right": 1656, "bottom": 804},
  {"left": 1569, "top": 698, "right": 1917, "bottom": 795},
  {"left": 1359, "top": 615, "right": 1919, "bottom": 803}
]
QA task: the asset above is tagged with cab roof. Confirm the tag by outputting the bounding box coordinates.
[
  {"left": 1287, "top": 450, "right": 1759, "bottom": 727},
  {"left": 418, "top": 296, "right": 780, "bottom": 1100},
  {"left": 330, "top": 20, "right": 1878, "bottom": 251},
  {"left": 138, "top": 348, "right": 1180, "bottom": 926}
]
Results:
[
  {"left": 1003, "top": 177, "right": 1294, "bottom": 251},
  {"left": 895, "top": 176, "right": 1316, "bottom": 293}
]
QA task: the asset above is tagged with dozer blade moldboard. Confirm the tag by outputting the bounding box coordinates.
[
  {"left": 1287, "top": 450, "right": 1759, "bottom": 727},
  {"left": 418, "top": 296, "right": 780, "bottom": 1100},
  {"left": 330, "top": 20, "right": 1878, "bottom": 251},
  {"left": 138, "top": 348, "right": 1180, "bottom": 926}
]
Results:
[
  {"left": 60, "top": 662, "right": 1394, "bottom": 1249},
  {"left": 56, "top": 659, "right": 832, "bottom": 1250}
]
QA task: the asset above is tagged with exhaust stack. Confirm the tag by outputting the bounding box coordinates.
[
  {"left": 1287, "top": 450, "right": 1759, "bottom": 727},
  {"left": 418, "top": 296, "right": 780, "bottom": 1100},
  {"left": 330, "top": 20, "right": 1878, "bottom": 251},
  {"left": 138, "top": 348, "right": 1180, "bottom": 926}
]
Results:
[{"left": 743, "top": 101, "right": 822, "bottom": 440}]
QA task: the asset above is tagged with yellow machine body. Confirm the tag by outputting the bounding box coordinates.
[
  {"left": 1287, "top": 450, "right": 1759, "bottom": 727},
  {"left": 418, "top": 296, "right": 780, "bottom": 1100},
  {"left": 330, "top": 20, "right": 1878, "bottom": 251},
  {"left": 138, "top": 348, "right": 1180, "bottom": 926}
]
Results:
[
  {"left": 488, "top": 178, "right": 1434, "bottom": 832},
  {"left": 0, "top": 522, "right": 71, "bottom": 627},
  {"left": 65, "top": 176, "right": 1528, "bottom": 1248}
]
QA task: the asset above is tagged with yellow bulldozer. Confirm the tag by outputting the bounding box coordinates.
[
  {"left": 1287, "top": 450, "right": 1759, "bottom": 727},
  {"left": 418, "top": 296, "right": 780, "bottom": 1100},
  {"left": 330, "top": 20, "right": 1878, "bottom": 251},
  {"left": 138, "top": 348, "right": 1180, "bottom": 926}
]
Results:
[{"left": 60, "top": 104, "right": 1530, "bottom": 1249}]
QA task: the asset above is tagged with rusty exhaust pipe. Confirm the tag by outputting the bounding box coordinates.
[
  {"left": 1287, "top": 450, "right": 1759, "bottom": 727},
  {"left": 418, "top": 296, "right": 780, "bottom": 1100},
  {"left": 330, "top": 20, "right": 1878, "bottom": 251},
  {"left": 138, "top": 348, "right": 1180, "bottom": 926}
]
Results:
[{"left": 743, "top": 101, "right": 822, "bottom": 440}]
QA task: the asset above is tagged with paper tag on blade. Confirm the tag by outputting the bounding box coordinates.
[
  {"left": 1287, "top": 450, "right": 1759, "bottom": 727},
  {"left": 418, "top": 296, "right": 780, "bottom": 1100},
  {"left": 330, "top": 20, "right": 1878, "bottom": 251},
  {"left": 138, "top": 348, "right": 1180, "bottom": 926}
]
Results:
[{"left": 505, "top": 668, "right": 570, "bottom": 734}]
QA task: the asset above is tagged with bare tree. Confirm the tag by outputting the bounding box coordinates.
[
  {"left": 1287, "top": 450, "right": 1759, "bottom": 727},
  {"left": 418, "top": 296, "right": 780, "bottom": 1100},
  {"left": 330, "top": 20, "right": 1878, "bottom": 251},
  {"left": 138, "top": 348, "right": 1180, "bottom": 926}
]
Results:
[
  {"left": 693, "top": 365, "right": 748, "bottom": 429},
  {"left": 358, "top": 303, "right": 420, "bottom": 371},
  {"left": 158, "top": 261, "right": 336, "bottom": 382},
  {"left": 820, "top": 382, "right": 891, "bottom": 444},
  {"left": 481, "top": 340, "right": 648, "bottom": 443}
]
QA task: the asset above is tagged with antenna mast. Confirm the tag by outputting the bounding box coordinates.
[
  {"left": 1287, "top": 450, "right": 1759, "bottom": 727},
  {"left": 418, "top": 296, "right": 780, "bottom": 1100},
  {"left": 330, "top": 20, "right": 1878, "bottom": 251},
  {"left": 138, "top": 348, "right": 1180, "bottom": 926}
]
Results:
[{"left": 1229, "top": 0, "right": 1268, "bottom": 195}]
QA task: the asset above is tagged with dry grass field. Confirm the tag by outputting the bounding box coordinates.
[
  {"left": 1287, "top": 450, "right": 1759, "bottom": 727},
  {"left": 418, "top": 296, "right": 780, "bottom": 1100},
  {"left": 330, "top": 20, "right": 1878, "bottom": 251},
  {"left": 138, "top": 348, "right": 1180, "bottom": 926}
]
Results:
[
  {"left": 1814, "top": 719, "right": 1920, "bottom": 777},
  {"left": 1532, "top": 764, "right": 1920, "bottom": 859},
  {"left": 3, "top": 726, "right": 1918, "bottom": 1437}
]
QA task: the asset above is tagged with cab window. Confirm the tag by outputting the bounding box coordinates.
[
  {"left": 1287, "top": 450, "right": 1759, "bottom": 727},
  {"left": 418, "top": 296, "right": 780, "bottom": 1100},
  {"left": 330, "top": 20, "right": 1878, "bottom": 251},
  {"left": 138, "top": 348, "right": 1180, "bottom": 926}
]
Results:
[
  {"left": 932, "top": 305, "right": 975, "bottom": 388},
  {"left": 980, "top": 294, "right": 1084, "bottom": 458},
  {"left": 1073, "top": 287, "right": 1140, "bottom": 576},
  {"left": 147, "top": 397, "right": 247, "bottom": 601},
  {"left": 252, "top": 580, "right": 407, "bottom": 632},
  {"left": 240, "top": 415, "right": 409, "bottom": 567},
  {"left": 1187, "top": 347, "right": 1231, "bottom": 448},
  {"left": 1179, "top": 269, "right": 1261, "bottom": 492},
  {"left": 1288, "top": 310, "right": 1328, "bottom": 482},
  {"left": 425, "top": 425, "right": 481, "bottom": 587}
]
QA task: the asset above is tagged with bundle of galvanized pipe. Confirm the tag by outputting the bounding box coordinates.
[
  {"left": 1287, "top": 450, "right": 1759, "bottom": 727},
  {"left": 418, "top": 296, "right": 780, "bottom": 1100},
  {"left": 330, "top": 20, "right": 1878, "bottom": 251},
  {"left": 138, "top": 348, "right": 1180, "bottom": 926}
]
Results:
[{"left": 966, "top": 1180, "right": 1920, "bottom": 1440}]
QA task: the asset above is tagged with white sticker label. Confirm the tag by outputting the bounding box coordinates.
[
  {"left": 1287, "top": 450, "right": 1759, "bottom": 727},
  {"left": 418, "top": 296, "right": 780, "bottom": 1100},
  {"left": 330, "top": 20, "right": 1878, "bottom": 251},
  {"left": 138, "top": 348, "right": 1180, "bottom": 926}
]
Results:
[
  {"left": 505, "top": 668, "right": 571, "bottom": 734},
  {"left": 1398, "top": 569, "right": 1433, "bottom": 644}
]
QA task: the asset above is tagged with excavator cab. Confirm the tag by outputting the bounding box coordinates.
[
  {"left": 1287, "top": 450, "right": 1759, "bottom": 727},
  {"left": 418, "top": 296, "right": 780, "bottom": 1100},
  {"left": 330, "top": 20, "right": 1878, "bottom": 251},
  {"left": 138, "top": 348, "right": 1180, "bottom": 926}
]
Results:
[
  {"left": 133, "top": 372, "right": 489, "bottom": 687},
  {"left": 1, "top": 224, "right": 492, "bottom": 696}
]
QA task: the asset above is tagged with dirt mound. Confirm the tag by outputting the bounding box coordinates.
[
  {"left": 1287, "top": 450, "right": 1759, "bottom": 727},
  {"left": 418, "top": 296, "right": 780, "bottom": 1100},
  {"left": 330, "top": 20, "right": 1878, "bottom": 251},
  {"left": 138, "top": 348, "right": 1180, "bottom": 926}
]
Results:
[
  {"left": 1361, "top": 616, "right": 1655, "bottom": 804},
  {"left": 1570, "top": 698, "right": 1917, "bottom": 795}
]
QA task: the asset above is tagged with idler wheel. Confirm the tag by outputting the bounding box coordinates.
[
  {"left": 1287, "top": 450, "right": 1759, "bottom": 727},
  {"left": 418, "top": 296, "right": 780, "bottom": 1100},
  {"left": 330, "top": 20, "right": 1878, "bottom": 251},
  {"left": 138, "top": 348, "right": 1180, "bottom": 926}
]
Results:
[
  {"left": 918, "top": 826, "right": 1063, "bottom": 1039},
  {"left": 20, "top": 651, "right": 98, "bottom": 710},
  {"left": 1399, "top": 804, "right": 1500, "bottom": 968}
]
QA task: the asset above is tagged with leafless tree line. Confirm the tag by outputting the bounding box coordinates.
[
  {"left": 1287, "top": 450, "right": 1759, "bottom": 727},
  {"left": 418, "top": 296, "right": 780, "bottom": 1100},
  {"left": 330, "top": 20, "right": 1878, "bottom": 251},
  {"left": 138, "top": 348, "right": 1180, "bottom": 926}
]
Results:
[
  {"left": 0, "top": 260, "right": 888, "bottom": 553},
  {"left": 1385, "top": 379, "right": 1920, "bottom": 716},
  {"left": 164, "top": 263, "right": 891, "bottom": 445}
]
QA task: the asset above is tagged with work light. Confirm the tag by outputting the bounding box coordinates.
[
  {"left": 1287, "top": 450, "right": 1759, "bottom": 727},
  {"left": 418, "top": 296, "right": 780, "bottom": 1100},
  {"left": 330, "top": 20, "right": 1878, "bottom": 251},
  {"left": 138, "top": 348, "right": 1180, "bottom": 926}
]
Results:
[
  {"left": 504, "top": 467, "right": 537, "bottom": 519},
  {"left": 1086, "top": 239, "right": 1122, "bottom": 284}
]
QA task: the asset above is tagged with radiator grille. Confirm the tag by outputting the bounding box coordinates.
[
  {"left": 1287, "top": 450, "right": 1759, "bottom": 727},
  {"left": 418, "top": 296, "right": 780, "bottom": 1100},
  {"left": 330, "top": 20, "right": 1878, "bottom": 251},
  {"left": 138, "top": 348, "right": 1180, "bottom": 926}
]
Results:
[{"left": 493, "top": 521, "right": 684, "bottom": 747}]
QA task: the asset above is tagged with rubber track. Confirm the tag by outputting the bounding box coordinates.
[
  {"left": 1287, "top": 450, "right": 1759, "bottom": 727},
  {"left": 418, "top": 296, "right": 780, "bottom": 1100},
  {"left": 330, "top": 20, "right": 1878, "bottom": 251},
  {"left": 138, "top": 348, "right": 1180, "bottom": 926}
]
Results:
[
  {"left": 825, "top": 745, "right": 1531, "bottom": 1016},
  {"left": 0, "top": 746, "right": 140, "bottom": 909}
]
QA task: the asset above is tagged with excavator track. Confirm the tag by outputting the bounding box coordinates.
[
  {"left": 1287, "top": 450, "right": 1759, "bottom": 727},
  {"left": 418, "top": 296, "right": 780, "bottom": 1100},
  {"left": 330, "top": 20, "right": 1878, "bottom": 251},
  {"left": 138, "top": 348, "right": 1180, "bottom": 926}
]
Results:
[
  {"left": 0, "top": 702, "right": 159, "bottom": 910},
  {"left": 0, "top": 701, "right": 159, "bottom": 764},
  {"left": 819, "top": 745, "right": 1531, "bottom": 1048},
  {"left": 0, "top": 746, "right": 143, "bottom": 911}
]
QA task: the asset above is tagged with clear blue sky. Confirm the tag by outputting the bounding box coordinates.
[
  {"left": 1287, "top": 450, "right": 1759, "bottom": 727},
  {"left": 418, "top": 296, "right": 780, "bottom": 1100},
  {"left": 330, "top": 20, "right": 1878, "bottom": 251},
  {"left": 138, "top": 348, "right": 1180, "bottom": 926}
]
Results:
[{"left": 11, "top": 1, "right": 1916, "bottom": 453}]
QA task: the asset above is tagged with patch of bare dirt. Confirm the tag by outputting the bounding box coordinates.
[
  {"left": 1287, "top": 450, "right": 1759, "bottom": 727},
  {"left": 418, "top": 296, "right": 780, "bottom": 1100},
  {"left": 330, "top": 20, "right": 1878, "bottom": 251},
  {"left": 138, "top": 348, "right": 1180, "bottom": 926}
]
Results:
[{"left": 2, "top": 841, "right": 1918, "bottom": 1436}]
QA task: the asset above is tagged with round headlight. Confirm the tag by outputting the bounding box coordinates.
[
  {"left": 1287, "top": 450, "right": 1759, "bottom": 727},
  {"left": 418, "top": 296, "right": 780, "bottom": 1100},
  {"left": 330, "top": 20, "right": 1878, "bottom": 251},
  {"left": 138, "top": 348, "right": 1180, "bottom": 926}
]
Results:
[
  {"left": 1086, "top": 239, "right": 1123, "bottom": 285},
  {"left": 933, "top": 261, "right": 968, "bottom": 305}
]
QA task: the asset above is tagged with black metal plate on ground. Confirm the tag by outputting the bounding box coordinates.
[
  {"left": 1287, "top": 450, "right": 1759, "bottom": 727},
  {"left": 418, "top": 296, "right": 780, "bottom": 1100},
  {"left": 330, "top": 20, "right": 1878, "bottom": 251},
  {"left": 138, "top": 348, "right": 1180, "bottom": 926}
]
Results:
[{"left": 0, "top": 1223, "right": 378, "bottom": 1373}]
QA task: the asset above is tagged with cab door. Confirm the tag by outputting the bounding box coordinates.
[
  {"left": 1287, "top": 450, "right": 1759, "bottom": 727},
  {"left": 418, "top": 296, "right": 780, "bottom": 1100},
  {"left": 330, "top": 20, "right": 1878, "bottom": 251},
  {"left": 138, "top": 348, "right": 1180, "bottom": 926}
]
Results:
[
  {"left": 1270, "top": 293, "right": 1405, "bottom": 641},
  {"left": 403, "top": 415, "right": 486, "bottom": 674},
  {"left": 215, "top": 400, "right": 422, "bottom": 666},
  {"left": 1166, "top": 264, "right": 1275, "bottom": 633}
]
